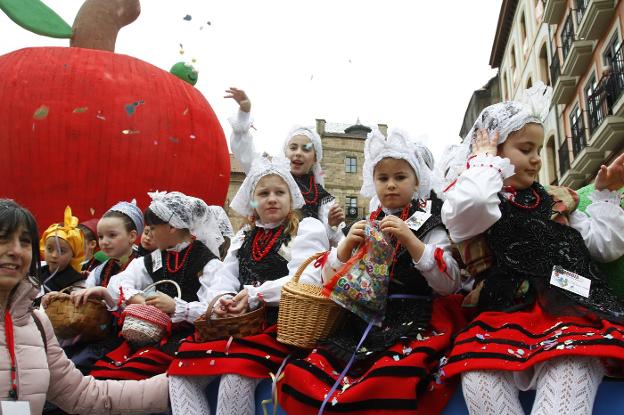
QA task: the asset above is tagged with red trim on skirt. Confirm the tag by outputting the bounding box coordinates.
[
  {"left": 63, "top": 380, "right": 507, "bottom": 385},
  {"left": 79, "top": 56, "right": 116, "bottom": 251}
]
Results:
[
  {"left": 278, "top": 295, "right": 467, "bottom": 414},
  {"left": 441, "top": 302, "right": 624, "bottom": 379}
]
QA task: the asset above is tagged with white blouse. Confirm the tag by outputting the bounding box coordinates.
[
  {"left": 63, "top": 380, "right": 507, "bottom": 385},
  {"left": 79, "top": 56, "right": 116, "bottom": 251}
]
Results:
[
  {"left": 106, "top": 242, "right": 239, "bottom": 324},
  {"left": 441, "top": 155, "right": 624, "bottom": 263},
  {"left": 229, "top": 109, "right": 345, "bottom": 246},
  {"left": 221, "top": 217, "right": 330, "bottom": 310}
]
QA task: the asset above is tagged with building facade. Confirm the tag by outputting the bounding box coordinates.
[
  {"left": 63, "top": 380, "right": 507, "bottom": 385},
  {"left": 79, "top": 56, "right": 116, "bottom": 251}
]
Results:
[
  {"left": 224, "top": 120, "right": 387, "bottom": 232},
  {"left": 544, "top": 0, "right": 624, "bottom": 187},
  {"left": 489, "top": 0, "right": 562, "bottom": 185}
]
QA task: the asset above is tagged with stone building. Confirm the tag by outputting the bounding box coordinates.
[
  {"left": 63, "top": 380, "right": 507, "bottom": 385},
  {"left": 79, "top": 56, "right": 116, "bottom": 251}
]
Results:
[{"left": 224, "top": 120, "right": 388, "bottom": 232}]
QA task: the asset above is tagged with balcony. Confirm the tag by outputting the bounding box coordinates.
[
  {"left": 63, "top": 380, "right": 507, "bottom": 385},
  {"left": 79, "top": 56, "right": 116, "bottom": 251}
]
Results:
[
  {"left": 544, "top": 0, "right": 567, "bottom": 23},
  {"left": 576, "top": 0, "right": 616, "bottom": 40},
  {"left": 552, "top": 75, "right": 578, "bottom": 105},
  {"left": 575, "top": 0, "right": 588, "bottom": 27},
  {"left": 561, "top": 40, "right": 595, "bottom": 76},
  {"left": 586, "top": 71, "right": 624, "bottom": 154},
  {"left": 550, "top": 50, "right": 561, "bottom": 86},
  {"left": 560, "top": 13, "right": 575, "bottom": 61}
]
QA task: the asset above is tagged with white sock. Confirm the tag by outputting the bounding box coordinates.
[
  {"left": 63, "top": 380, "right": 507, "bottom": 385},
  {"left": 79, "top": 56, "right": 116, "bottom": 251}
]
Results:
[
  {"left": 462, "top": 370, "right": 525, "bottom": 415},
  {"left": 215, "top": 374, "right": 261, "bottom": 415},
  {"left": 531, "top": 356, "right": 604, "bottom": 415},
  {"left": 169, "top": 375, "right": 215, "bottom": 415}
]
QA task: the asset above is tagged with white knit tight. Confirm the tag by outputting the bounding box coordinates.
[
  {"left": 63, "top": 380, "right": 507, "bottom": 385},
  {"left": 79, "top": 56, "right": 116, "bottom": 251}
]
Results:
[
  {"left": 215, "top": 374, "right": 261, "bottom": 415},
  {"left": 169, "top": 375, "right": 215, "bottom": 415},
  {"left": 461, "top": 356, "right": 604, "bottom": 415}
]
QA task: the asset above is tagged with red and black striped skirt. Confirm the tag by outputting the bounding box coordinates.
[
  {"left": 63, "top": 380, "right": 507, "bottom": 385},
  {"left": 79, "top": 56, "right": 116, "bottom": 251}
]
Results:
[
  {"left": 168, "top": 325, "right": 294, "bottom": 378},
  {"left": 277, "top": 295, "right": 466, "bottom": 414},
  {"left": 441, "top": 302, "right": 624, "bottom": 379}
]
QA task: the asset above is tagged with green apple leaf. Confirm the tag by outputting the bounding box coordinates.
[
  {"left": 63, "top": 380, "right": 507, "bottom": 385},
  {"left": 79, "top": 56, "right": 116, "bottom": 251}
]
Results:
[{"left": 0, "top": 0, "right": 72, "bottom": 38}]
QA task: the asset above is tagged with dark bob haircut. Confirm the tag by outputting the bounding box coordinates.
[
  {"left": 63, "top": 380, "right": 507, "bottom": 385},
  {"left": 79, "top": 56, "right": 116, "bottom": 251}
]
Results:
[{"left": 0, "top": 199, "right": 41, "bottom": 286}]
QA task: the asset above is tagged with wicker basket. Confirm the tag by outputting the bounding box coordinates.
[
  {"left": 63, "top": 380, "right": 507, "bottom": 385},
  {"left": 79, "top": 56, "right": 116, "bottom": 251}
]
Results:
[
  {"left": 277, "top": 252, "right": 347, "bottom": 349},
  {"left": 194, "top": 292, "right": 267, "bottom": 342},
  {"left": 120, "top": 280, "right": 180, "bottom": 346},
  {"left": 45, "top": 286, "right": 111, "bottom": 341}
]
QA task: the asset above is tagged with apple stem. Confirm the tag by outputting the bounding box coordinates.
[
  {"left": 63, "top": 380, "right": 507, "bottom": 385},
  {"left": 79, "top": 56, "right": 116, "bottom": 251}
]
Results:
[{"left": 71, "top": 0, "right": 140, "bottom": 52}]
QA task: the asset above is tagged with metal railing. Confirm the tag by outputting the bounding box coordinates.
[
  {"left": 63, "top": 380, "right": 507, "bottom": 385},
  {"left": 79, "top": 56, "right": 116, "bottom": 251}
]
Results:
[
  {"left": 561, "top": 12, "right": 575, "bottom": 61},
  {"left": 587, "top": 43, "right": 624, "bottom": 134}
]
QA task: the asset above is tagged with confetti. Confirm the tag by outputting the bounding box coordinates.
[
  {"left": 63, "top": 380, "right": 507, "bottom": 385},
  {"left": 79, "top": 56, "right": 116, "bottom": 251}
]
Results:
[
  {"left": 189, "top": 134, "right": 197, "bottom": 140},
  {"left": 331, "top": 397, "right": 338, "bottom": 406},
  {"left": 392, "top": 355, "right": 400, "bottom": 361},
  {"left": 33, "top": 105, "right": 49, "bottom": 120},
  {"left": 476, "top": 333, "right": 485, "bottom": 340},
  {"left": 169, "top": 136, "right": 179, "bottom": 143},
  {"left": 265, "top": 355, "right": 271, "bottom": 359},
  {"left": 73, "top": 107, "right": 88, "bottom": 113},
  {"left": 178, "top": 361, "right": 183, "bottom": 367},
  {"left": 209, "top": 360, "right": 215, "bottom": 365},
  {"left": 90, "top": 208, "right": 95, "bottom": 215},
  {"left": 183, "top": 107, "right": 190, "bottom": 115},
  {"left": 122, "top": 129, "right": 140, "bottom": 135},
  {"left": 183, "top": 14, "right": 192, "bottom": 21},
  {"left": 96, "top": 111, "right": 106, "bottom": 120},
  {"left": 403, "top": 346, "right": 412, "bottom": 355},
  {"left": 206, "top": 350, "right": 212, "bottom": 354},
  {"left": 605, "top": 334, "right": 614, "bottom": 340},
  {"left": 516, "top": 349, "right": 525, "bottom": 355}
]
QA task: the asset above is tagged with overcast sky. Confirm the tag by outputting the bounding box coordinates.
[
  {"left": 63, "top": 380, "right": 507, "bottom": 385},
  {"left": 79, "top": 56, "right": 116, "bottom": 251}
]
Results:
[{"left": 0, "top": 0, "right": 500, "bottom": 162}]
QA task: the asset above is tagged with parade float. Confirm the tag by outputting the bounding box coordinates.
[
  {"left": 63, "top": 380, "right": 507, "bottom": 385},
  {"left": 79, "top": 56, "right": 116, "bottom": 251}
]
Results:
[{"left": 0, "top": 0, "right": 229, "bottom": 228}]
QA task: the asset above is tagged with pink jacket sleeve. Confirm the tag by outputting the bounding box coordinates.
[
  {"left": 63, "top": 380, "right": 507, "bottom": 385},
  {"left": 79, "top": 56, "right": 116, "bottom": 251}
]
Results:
[{"left": 34, "top": 310, "right": 169, "bottom": 414}]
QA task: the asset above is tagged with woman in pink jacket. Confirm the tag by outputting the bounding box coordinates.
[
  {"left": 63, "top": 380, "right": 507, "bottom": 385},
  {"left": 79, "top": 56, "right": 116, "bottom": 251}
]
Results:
[{"left": 0, "top": 199, "right": 169, "bottom": 414}]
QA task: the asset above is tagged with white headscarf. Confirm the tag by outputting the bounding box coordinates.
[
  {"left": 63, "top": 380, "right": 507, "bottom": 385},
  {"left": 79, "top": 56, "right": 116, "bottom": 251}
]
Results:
[
  {"left": 147, "top": 191, "right": 222, "bottom": 257},
  {"left": 282, "top": 125, "right": 324, "bottom": 186},
  {"left": 230, "top": 156, "right": 305, "bottom": 218},
  {"left": 207, "top": 205, "right": 234, "bottom": 238},
  {"left": 439, "top": 82, "right": 553, "bottom": 193},
  {"left": 361, "top": 128, "right": 432, "bottom": 202}
]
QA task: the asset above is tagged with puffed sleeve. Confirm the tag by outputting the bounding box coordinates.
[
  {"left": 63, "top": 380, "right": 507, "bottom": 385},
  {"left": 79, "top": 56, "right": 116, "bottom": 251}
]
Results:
[
  {"left": 441, "top": 155, "right": 514, "bottom": 242},
  {"left": 569, "top": 189, "right": 624, "bottom": 263},
  {"left": 245, "top": 218, "right": 330, "bottom": 309},
  {"left": 229, "top": 109, "right": 259, "bottom": 174},
  {"left": 107, "top": 257, "right": 153, "bottom": 304},
  {"left": 411, "top": 227, "right": 461, "bottom": 295},
  {"left": 172, "top": 257, "right": 239, "bottom": 323}
]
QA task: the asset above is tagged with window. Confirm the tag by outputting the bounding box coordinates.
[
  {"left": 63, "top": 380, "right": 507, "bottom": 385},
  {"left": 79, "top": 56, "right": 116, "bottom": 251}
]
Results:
[
  {"left": 345, "top": 156, "right": 357, "bottom": 173},
  {"left": 345, "top": 197, "right": 358, "bottom": 218},
  {"left": 603, "top": 31, "right": 621, "bottom": 68},
  {"left": 584, "top": 73, "right": 602, "bottom": 134},
  {"left": 538, "top": 43, "right": 550, "bottom": 85},
  {"left": 510, "top": 46, "right": 517, "bottom": 85},
  {"left": 569, "top": 104, "right": 585, "bottom": 156},
  {"left": 520, "top": 13, "right": 528, "bottom": 57},
  {"left": 545, "top": 137, "right": 557, "bottom": 185},
  {"left": 561, "top": 13, "right": 574, "bottom": 61}
]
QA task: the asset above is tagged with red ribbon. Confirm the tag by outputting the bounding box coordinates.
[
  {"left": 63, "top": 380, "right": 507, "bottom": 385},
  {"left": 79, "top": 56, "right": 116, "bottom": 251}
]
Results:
[
  {"left": 313, "top": 251, "right": 330, "bottom": 269},
  {"left": 434, "top": 247, "right": 447, "bottom": 273}
]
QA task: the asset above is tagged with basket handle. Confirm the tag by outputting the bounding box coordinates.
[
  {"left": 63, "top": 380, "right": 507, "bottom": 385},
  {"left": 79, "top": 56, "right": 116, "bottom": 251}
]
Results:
[
  {"left": 203, "top": 292, "right": 238, "bottom": 318},
  {"left": 58, "top": 286, "right": 78, "bottom": 295},
  {"left": 141, "top": 279, "right": 182, "bottom": 299},
  {"left": 292, "top": 252, "right": 328, "bottom": 284}
]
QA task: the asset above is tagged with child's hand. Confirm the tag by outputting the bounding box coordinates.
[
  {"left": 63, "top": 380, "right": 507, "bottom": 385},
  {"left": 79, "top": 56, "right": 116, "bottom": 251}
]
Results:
[
  {"left": 337, "top": 220, "right": 366, "bottom": 262},
  {"left": 41, "top": 291, "right": 66, "bottom": 308},
  {"left": 328, "top": 204, "right": 345, "bottom": 227},
  {"left": 127, "top": 294, "right": 146, "bottom": 305},
  {"left": 212, "top": 296, "right": 233, "bottom": 317},
  {"left": 380, "top": 216, "right": 418, "bottom": 246},
  {"left": 595, "top": 153, "right": 624, "bottom": 191},
  {"left": 146, "top": 294, "right": 176, "bottom": 314},
  {"left": 471, "top": 128, "right": 499, "bottom": 157},
  {"left": 71, "top": 287, "right": 113, "bottom": 308},
  {"left": 226, "top": 290, "right": 249, "bottom": 315},
  {"left": 224, "top": 87, "right": 251, "bottom": 112}
]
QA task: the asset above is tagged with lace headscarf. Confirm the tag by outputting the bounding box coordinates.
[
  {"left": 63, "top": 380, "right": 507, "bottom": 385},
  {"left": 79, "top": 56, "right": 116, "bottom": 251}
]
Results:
[
  {"left": 282, "top": 125, "right": 325, "bottom": 186},
  {"left": 207, "top": 205, "right": 234, "bottom": 238},
  {"left": 40, "top": 206, "right": 85, "bottom": 272},
  {"left": 440, "top": 82, "right": 553, "bottom": 192},
  {"left": 230, "top": 156, "right": 305, "bottom": 217},
  {"left": 147, "top": 191, "right": 222, "bottom": 257},
  {"left": 361, "top": 129, "right": 432, "bottom": 202},
  {"left": 107, "top": 201, "right": 144, "bottom": 235}
]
